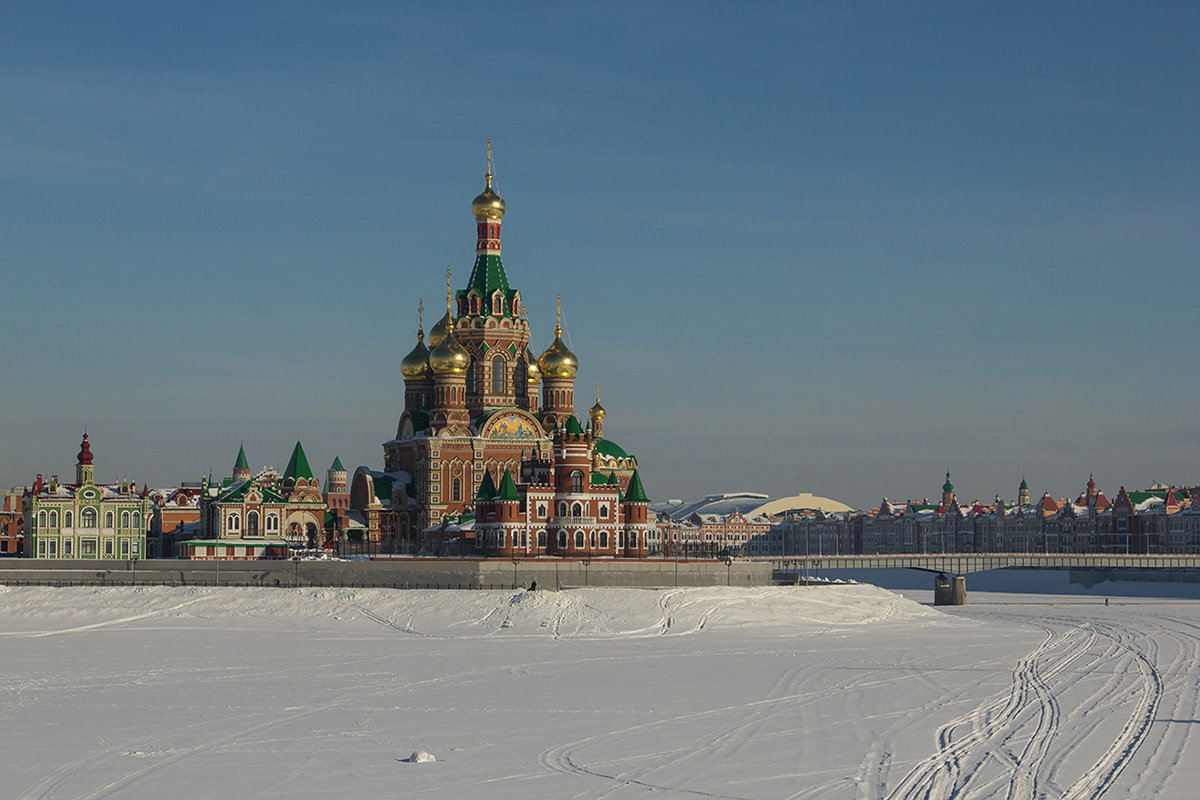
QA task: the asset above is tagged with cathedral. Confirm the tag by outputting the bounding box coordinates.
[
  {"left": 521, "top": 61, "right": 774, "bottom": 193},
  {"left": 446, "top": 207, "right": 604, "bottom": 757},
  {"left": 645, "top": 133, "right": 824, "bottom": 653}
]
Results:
[{"left": 351, "top": 147, "right": 651, "bottom": 557}]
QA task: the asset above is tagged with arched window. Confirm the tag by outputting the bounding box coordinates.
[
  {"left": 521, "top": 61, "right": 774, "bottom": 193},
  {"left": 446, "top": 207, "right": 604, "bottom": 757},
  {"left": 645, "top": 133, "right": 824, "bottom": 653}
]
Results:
[
  {"left": 590, "top": 531, "right": 597, "bottom": 549},
  {"left": 574, "top": 530, "right": 585, "bottom": 549},
  {"left": 600, "top": 505, "right": 608, "bottom": 519},
  {"left": 81, "top": 508, "right": 97, "bottom": 528},
  {"left": 247, "top": 511, "right": 259, "bottom": 537},
  {"left": 557, "top": 530, "right": 567, "bottom": 549},
  {"left": 105, "top": 510, "right": 114, "bottom": 528},
  {"left": 37, "top": 510, "right": 46, "bottom": 527},
  {"left": 498, "top": 531, "right": 506, "bottom": 548},
  {"left": 64, "top": 511, "right": 72, "bottom": 528},
  {"left": 600, "top": 531, "right": 609, "bottom": 549},
  {"left": 514, "top": 358, "right": 526, "bottom": 388},
  {"left": 558, "top": 501, "right": 568, "bottom": 517},
  {"left": 537, "top": 530, "right": 547, "bottom": 548},
  {"left": 570, "top": 471, "right": 583, "bottom": 493},
  {"left": 465, "top": 358, "right": 476, "bottom": 394},
  {"left": 227, "top": 513, "right": 241, "bottom": 533},
  {"left": 492, "top": 292, "right": 503, "bottom": 315},
  {"left": 629, "top": 532, "right": 638, "bottom": 548},
  {"left": 48, "top": 510, "right": 58, "bottom": 527},
  {"left": 121, "top": 511, "right": 130, "bottom": 528},
  {"left": 491, "top": 355, "right": 505, "bottom": 395},
  {"left": 619, "top": 531, "right": 626, "bottom": 548},
  {"left": 266, "top": 514, "right": 279, "bottom": 532},
  {"left": 452, "top": 478, "right": 461, "bottom": 502},
  {"left": 132, "top": 511, "right": 140, "bottom": 527},
  {"left": 572, "top": 502, "right": 582, "bottom": 517}
]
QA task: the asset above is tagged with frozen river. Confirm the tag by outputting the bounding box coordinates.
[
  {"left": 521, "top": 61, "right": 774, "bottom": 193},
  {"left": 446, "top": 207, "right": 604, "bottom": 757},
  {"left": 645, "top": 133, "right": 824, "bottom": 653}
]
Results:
[{"left": 2, "top": 582, "right": 1198, "bottom": 799}]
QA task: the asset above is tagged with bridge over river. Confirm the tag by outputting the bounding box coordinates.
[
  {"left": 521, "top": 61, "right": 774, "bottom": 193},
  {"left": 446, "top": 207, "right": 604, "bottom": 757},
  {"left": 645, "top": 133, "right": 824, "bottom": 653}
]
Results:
[{"left": 765, "top": 553, "right": 1200, "bottom": 605}]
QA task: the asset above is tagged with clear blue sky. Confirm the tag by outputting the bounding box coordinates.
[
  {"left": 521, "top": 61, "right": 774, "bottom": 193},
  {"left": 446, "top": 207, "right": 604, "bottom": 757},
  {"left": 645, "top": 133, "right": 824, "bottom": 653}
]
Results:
[{"left": 2, "top": 2, "right": 1197, "bottom": 509}]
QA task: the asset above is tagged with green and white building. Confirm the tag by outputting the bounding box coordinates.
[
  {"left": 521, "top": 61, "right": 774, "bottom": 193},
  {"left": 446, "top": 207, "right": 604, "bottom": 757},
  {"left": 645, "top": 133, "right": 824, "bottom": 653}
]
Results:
[{"left": 24, "top": 434, "right": 149, "bottom": 559}]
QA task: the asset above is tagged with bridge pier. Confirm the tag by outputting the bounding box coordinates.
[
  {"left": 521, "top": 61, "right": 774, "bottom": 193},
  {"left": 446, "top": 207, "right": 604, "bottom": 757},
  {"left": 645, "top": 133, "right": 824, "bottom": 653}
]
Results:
[{"left": 933, "top": 573, "right": 966, "bottom": 605}]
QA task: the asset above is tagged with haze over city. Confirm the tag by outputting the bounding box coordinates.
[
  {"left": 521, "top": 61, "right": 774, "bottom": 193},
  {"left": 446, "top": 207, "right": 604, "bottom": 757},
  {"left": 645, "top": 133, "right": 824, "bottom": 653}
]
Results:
[{"left": 3, "top": 2, "right": 1197, "bottom": 508}]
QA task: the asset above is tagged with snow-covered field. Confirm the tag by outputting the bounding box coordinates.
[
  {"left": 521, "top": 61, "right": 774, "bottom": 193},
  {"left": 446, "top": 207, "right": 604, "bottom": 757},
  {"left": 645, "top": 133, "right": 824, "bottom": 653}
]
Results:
[{"left": 3, "top": 582, "right": 1199, "bottom": 799}]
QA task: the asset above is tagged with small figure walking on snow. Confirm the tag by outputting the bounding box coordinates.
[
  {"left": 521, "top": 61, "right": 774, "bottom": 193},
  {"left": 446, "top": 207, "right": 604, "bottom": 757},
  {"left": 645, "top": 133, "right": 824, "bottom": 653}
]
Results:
[
  {"left": 528, "top": 580, "right": 537, "bottom": 591},
  {"left": 1105, "top": 598, "right": 1109, "bottom": 607}
]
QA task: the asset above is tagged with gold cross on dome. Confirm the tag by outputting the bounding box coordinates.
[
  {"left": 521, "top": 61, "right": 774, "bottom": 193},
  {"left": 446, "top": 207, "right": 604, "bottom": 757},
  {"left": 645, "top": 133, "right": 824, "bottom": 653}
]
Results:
[
  {"left": 485, "top": 139, "right": 494, "bottom": 186},
  {"left": 445, "top": 267, "right": 453, "bottom": 311},
  {"left": 417, "top": 299, "right": 424, "bottom": 331},
  {"left": 555, "top": 294, "right": 563, "bottom": 335}
]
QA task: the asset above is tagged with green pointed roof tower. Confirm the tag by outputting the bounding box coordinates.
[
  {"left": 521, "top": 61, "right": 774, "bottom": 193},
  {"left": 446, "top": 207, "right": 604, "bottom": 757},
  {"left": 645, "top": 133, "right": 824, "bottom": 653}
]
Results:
[
  {"left": 283, "top": 441, "right": 314, "bottom": 482},
  {"left": 622, "top": 470, "right": 649, "bottom": 503},
  {"left": 476, "top": 471, "right": 497, "bottom": 501},
  {"left": 461, "top": 140, "right": 518, "bottom": 317},
  {"left": 234, "top": 444, "right": 249, "bottom": 472},
  {"left": 496, "top": 469, "right": 520, "bottom": 501}
]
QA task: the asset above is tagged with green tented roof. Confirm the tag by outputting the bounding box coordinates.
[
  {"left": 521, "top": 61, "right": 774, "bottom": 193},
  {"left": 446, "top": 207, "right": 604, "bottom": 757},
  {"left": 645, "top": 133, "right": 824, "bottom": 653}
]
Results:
[
  {"left": 284, "top": 441, "right": 314, "bottom": 481},
  {"left": 330, "top": 456, "right": 344, "bottom": 472},
  {"left": 476, "top": 472, "right": 496, "bottom": 500},
  {"left": 565, "top": 415, "right": 584, "bottom": 435},
  {"left": 461, "top": 254, "right": 514, "bottom": 312},
  {"left": 234, "top": 444, "right": 249, "bottom": 471},
  {"left": 623, "top": 470, "right": 649, "bottom": 503},
  {"left": 496, "top": 469, "right": 520, "bottom": 501}
]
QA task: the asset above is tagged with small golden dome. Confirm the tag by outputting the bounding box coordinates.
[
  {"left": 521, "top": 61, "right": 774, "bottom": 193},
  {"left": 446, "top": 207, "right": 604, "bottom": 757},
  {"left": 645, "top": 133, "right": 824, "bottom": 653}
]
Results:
[
  {"left": 471, "top": 184, "right": 506, "bottom": 220},
  {"left": 429, "top": 329, "right": 470, "bottom": 375},
  {"left": 401, "top": 332, "right": 432, "bottom": 380},
  {"left": 538, "top": 332, "right": 577, "bottom": 378},
  {"left": 590, "top": 400, "right": 605, "bottom": 421},
  {"left": 525, "top": 348, "right": 542, "bottom": 383},
  {"left": 428, "top": 309, "right": 453, "bottom": 348}
]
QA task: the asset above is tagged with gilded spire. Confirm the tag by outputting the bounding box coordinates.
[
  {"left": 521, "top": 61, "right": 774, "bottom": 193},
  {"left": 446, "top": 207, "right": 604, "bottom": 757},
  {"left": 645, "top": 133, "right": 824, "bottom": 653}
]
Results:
[
  {"left": 445, "top": 266, "right": 453, "bottom": 312},
  {"left": 418, "top": 299, "right": 424, "bottom": 336},
  {"left": 485, "top": 138, "right": 494, "bottom": 187},
  {"left": 555, "top": 294, "right": 563, "bottom": 336}
]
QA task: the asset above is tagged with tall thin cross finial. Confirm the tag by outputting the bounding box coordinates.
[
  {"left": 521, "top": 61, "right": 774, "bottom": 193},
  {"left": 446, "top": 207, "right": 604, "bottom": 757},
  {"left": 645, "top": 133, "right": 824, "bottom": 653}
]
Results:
[
  {"left": 596, "top": 382, "right": 600, "bottom": 403},
  {"left": 485, "top": 139, "right": 494, "bottom": 186},
  {"left": 417, "top": 299, "right": 424, "bottom": 334},
  {"left": 555, "top": 294, "right": 563, "bottom": 335},
  {"left": 445, "top": 267, "right": 453, "bottom": 312}
]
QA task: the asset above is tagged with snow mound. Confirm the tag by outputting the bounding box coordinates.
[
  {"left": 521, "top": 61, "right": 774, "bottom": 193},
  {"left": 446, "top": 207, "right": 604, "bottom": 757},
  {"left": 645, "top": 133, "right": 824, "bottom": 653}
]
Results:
[
  {"left": 406, "top": 750, "right": 436, "bottom": 763},
  {"left": 0, "top": 584, "right": 945, "bottom": 640}
]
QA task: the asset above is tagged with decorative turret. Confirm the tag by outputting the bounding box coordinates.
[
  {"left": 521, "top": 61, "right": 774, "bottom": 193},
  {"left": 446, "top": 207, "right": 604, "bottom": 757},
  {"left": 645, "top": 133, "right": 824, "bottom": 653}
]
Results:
[
  {"left": 428, "top": 269, "right": 470, "bottom": 432},
  {"left": 539, "top": 296, "right": 578, "bottom": 430},
  {"left": 523, "top": 344, "right": 541, "bottom": 412},
  {"left": 589, "top": 384, "right": 605, "bottom": 439},
  {"left": 233, "top": 443, "right": 251, "bottom": 482},
  {"left": 1018, "top": 476, "right": 1030, "bottom": 507},
  {"left": 941, "top": 471, "right": 955, "bottom": 508},
  {"left": 402, "top": 300, "right": 435, "bottom": 412},
  {"left": 75, "top": 433, "right": 95, "bottom": 486},
  {"left": 326, "top": 457, "right": 347, "bottom": 493},
  {"left": 1086, "top": 474, "right": 1098, "bottom": 506}
]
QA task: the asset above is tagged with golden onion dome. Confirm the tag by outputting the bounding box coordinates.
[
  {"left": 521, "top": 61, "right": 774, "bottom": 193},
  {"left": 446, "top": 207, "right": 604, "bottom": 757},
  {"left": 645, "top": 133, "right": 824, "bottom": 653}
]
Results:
[
  {"left": 538, "top": 329, "right": 578, "bottom": 378},
  {"left": 525, "top": 348, "right": 542, "bottom": 383},
  {"left": 590, "top": 399, "right": 605, "bottom": 421},
  {"left": 427, "top": 308, "right": 453, "bottom": 348},
  {"left": 400, "top": 332, "right": 432, "bottom": 380},
  {"left": 428, "top": 329, "right": 470, "bottom": 375},
  {"left": 471, "top": 184, "right": 506, "bottom": 220}
]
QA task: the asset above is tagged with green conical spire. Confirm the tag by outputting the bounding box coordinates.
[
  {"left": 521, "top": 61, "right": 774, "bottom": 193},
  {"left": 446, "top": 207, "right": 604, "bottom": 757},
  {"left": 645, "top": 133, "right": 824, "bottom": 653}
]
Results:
[
  {"left": 496, "top": 469, "right": 520, "bottom": 501},
  {"left": 564, "top": 415, "right": 584, "bottom": 435},
  {"left": 623, "top": 470, "right": 649, "bottom": 503},
  {"left": 234, "top": 444, "right": 249, "bottom": 472},
  {"left": 330, "top": 456, "right": 345, "bottom": 472},
  {"left": 476, "top": 471, "right": 496, "bottom": 500},
  {"left": 283, "top": 441, "right": 314, "bottom": 481}
]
